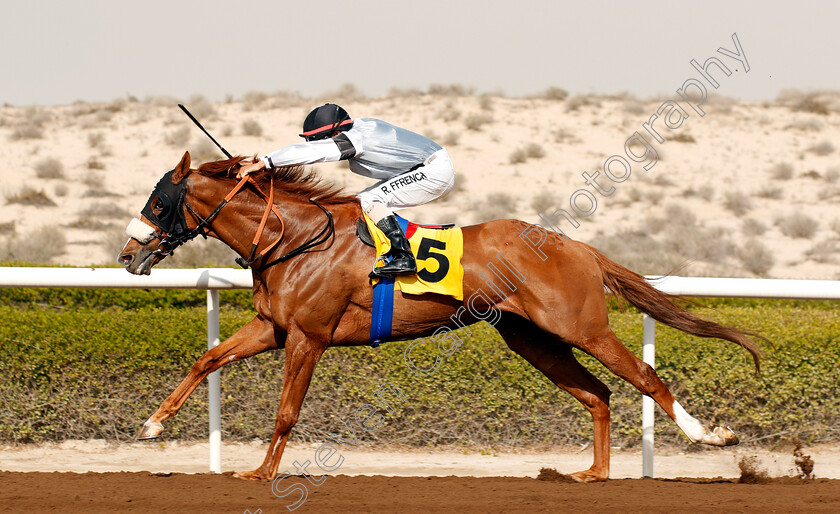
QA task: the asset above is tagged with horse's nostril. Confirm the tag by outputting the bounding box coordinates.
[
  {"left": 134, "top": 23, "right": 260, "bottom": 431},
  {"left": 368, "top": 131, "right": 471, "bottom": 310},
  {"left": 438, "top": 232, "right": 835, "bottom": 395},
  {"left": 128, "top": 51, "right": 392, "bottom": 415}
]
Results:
[{"left": 119, "top": 254, "right": 133, "bottom": 266}]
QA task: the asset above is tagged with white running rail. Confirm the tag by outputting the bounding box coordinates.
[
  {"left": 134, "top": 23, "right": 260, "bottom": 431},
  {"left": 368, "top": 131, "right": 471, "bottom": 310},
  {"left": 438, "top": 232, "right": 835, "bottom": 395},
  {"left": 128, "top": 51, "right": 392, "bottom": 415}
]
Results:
[{"left": 1, "top": 268, "right": 838, "bottom": 477}]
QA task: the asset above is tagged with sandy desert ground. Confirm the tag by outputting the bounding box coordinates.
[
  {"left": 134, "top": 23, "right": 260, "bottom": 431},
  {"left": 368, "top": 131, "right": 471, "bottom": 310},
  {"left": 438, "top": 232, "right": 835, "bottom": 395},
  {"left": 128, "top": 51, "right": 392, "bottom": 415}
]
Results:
[{"left": 0, "top": 88, "right": 838, "bottom": 278}]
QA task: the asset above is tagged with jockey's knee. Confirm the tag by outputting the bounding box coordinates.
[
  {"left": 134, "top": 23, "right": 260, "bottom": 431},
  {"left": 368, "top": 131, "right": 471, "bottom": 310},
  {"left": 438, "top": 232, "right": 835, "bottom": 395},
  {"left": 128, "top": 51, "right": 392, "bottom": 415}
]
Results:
[{"left": 362, "top": 200, "right": 392, "bottom": 223}]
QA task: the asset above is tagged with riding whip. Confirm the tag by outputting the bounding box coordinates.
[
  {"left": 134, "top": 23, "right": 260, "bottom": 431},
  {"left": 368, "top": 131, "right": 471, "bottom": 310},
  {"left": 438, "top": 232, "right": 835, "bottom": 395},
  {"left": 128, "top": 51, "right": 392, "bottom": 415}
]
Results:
[{"left": 178, "top": 103, "right": 232, "bottom": 159}]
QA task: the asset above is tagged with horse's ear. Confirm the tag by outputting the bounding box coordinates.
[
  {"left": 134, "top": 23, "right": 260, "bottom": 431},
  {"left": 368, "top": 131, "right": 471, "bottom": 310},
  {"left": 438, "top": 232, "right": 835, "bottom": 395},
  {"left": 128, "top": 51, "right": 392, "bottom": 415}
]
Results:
[{"left": 172, "top": 151, "right": 191, "bottom": 184}]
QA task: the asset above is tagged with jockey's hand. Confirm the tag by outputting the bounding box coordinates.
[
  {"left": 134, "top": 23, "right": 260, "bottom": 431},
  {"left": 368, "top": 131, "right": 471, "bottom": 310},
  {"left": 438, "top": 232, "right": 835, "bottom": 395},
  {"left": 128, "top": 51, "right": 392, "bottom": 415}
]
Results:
[{"left": 237, "top": 159, "right": 266, "bottom": 179}]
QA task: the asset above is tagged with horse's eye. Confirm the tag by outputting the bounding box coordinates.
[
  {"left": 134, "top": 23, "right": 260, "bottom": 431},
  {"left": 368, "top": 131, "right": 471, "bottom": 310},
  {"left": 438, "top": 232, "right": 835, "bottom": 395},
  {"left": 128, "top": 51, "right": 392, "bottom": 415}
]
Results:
[{"left": 151, "top": 196, "right": 165, "bottom": 216}]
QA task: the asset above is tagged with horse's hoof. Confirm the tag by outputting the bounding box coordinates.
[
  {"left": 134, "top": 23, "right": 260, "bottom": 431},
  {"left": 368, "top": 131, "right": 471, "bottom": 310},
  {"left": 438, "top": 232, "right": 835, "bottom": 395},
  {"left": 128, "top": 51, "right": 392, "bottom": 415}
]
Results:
[
  {"left": 137, "top": 421, "right": 164, "bottom": 440},
  {"left": 233, "top": 469, "right": 266, "bottom": 481},
  {"left": 713, "top": 426, "right": 739, "bottom": 446},
  {"left": 569, "top": 469, "right": 608, "bottom": 483}
]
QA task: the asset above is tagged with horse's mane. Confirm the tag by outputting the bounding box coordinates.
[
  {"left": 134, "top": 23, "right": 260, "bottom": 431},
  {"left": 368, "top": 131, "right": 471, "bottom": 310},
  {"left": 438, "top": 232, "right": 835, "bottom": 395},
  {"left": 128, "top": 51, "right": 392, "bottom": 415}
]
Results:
[{"left": 196, "top": 156, "right": 358, "bottom": 205}]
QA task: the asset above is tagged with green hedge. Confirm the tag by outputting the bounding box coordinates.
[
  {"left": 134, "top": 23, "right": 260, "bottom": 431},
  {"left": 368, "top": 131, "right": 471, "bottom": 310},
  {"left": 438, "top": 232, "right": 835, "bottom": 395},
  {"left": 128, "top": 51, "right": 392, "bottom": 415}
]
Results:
[{"left": 1, "top": 284, "right": 839, "bottom": 449}]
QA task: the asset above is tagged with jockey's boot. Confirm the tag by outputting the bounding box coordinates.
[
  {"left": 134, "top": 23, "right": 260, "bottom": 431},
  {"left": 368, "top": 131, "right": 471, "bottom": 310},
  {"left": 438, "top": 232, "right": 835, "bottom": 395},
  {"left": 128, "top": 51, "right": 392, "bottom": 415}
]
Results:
[{"left": 370, "top": 215, "right": 417, "bottom": 278}]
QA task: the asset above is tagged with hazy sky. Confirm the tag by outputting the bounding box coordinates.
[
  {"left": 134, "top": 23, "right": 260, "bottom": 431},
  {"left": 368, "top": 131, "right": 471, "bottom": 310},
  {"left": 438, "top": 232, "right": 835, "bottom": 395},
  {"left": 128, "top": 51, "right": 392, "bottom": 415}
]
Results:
[{"left": 2, "top": 0, "right": 839, "bottom": 106}]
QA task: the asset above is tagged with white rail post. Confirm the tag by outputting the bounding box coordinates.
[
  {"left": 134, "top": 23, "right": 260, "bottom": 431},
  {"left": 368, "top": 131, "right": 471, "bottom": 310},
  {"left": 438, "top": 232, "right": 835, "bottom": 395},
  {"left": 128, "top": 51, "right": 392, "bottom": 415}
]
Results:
[
  {"left": 207, "top": 289, "right": 222, "bottom": 473},
  {"left": 642, "top": 313, "right": 656, "bottom": 478}
]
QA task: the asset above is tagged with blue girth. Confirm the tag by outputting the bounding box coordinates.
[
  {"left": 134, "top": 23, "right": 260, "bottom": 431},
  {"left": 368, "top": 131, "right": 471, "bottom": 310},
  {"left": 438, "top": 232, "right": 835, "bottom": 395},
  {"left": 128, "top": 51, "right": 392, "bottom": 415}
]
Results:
[{"left": 368, "top": 216, "right": 409, "bottom": 347}]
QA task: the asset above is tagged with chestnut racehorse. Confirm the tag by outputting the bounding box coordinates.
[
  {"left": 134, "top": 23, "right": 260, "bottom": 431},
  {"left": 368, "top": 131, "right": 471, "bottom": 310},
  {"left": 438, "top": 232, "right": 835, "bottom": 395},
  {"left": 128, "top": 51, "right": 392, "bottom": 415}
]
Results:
[{"left": 118, "top": 151, "right": 760, "bottom": 482}]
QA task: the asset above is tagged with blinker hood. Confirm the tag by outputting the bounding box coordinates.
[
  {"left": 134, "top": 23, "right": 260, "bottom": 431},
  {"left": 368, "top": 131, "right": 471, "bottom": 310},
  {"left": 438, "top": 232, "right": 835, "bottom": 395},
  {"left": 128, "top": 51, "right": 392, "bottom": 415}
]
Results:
[{"left": 141, "top": 169, "right": 189, "bottom": 237}]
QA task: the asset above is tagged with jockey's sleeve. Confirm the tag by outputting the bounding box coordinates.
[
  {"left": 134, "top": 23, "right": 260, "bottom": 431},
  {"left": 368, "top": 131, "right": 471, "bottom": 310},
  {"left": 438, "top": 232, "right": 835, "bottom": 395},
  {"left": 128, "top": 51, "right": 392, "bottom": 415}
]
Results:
[{"left": 260, "top": 136, "right": 357, "bottom": 169}]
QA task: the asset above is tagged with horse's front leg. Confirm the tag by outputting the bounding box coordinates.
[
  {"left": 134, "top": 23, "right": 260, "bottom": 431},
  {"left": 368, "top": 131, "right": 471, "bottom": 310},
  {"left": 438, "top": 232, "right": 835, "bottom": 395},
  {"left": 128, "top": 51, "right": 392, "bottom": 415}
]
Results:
[
  {"left": 138, "top": 315, "right": 278, "bottom": 439},
  {"left": 234, "top": 325, "right": 327, "bottom": 481}
]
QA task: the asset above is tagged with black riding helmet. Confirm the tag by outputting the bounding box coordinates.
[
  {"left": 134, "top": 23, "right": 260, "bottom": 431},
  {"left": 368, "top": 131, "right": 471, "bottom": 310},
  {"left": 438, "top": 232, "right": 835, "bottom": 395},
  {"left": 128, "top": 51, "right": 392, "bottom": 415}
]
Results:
[{"left": 299, "top": 104, "right": 353, "bottom": 141}]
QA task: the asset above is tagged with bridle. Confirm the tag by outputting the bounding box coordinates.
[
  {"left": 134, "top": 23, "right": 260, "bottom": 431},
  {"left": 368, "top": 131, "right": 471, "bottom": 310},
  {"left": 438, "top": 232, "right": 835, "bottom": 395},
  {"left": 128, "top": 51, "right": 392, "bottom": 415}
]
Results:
[{"left": 144, "top": 171, "right": 335, "bottom": 271}]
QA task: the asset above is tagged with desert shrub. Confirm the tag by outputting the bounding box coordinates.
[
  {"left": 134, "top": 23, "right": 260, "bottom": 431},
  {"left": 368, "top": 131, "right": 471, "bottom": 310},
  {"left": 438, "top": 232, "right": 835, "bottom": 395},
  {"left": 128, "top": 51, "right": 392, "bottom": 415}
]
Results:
[
  {"left": 784, "top": 118, "right": 823, "bottom": 131},
  {"left": 77, "top": 201, "right": 131, "bottom": 220},
  {"left": 525, "top": 143, "right": 545, "bottom": 159},
  {"left": 553, "top": 127, "right": 579, "bottom": 143},
  {"left": 791, "top": 94, "right": 831, "bottom": 115},
  {"left": 508, "top": 148, "right": 527, "bottom": 164},
  {"left": 805, "top": 240, "right": 839, "bottom": 264},
  {"left": 478, "top": 94, "right": 494, "bottom": 111},
  {"left": 741, "top": 218, "right": 767, "bottom": 237},
  {"left": 670, "top": 133, "right": 696, "bottom": 143},
  {"left": 165, "top": 125, "right": 191, "bottom": 147},
  {"left": 327, "top": 83, "right": 366, "bottom": 102},
  {"left": 5, "top": 187, "right": 56, "bottom": 207},
  {"left": 589, "top": 229, "right": 683, "bottom": 275},
  {"left": 531, "top": 191, "right": 558, "bottom": 212},
  {"left": 832, "top": 218, "right": 840, "bottom": 236},
  {"left": 818, "top": 186, "right": 840, "bottom": 201},
  {"left": 736, "top": 239, "right": 775, "bottom": 275},
  {"left": 81, "top": 171, "right": 103, "bottom": 189},
  {"left": 667, "top": 204, "right": 698, "bottom": 227},
  {"left": 664, "top": 226, "right": 734, "bottom": 264},
  {"left": 542, "top": 87, "right": 568, "bottom": 101},
  {"left": 241, "top": 119, "right": 263, "bottom": 137},
  {"left": 755, "top": 185, "right": 784, "bottom": 199},
  {"left": 87, "top": 156, "right": 105, "bottom": 170},
  {"left": 94, "top": 110, "right": 113, "bottom": 123},
  {"left": 0, "top": 226, "right": 66, "bottom": 262},
  {"left": 623, "top": 101, "right": 646, "bottom": 114},
  {"left": 776, "top": 212, "right": 818, "bottom": 239},
  {"left": 824, "top": 166, "right": 840, "bottom": 183},
  {"left": 0, "top": 221, "right": 15, "bottom": 236},
  {"left": 807, "top": 140, "right": 835, "bottom": 156},
  {"left": 9, "top": 122, "right": 44, "bottom": 140},
  {"left": 653, "top": 175, "right": 675, "bottom": 187},
  {"left": 722, "top": 191, "right": 752, "bottom": 216},
  {"left": 428, "top": 83, "right": 474, "bottom": 96},
  {"left": 387, "top": 86, "right": 423, "bottom": 98},
  {"left": 66, "top": 219, "right": 118, "bottom": 231},
  {"left": 186, "top": 95, "right": 216, "bottom": 119},
  {"left": 33, "top": 157, "right": 64, "bottom": 179},
  {"left": 189, "top": 139, "right": 224, "bottom": 165},
  {"left": 441, "top": 131, "right": 460, "bottom": 147},
  {"left": 769, "top": 162, "right": 794, "bottom": 180},
  {"left": 463, "top": 113, "right": 493, "bottom": 131},
  {"left": 54, "top": 183, "right": 68, "bottom": 197},
  {"left": 696, "top": 185, "right": 715, "bottom": 201},
  {"left": 565, "top": 95, "right": 602, "bottom": 112},
  {"left": 439, "top": 105, "right": 461, "bottom": 122},
  {"left": 241, "top": 91, "right": 268, "bottom": 111},
  {"left": 644, "top": 190, "right": 663, "bottom": 206},
  {"left": 626, "top": 187, "right": 643, "bottom": 203},
  {"left": 157, "top": 238, "right": 237, "bottom": 268},
  {"left": 473, "top": 192, "right": 516, "bottom": 221}
]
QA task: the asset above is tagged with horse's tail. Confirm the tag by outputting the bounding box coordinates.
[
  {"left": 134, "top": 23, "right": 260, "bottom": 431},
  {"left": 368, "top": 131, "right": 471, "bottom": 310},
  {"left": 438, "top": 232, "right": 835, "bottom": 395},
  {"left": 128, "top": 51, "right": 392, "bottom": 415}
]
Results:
[{"left": 582, "top": 243, "right": 762, "bottom": 372}]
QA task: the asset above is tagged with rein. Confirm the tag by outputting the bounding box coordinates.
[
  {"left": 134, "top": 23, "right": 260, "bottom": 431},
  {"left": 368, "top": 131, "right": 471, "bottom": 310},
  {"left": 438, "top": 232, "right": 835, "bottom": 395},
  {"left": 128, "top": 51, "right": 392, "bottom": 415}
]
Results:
[{"left": 171, "top": 173, "right": 334, "bottom": 270}]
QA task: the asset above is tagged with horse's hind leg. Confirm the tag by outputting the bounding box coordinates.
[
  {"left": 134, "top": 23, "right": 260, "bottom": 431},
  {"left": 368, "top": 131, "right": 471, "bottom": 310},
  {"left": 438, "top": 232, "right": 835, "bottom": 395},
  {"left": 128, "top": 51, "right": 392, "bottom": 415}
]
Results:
[
  {"left": 496, "top": 316, "right": 612, "bottom": 483},
  {"left": 138, "top": 315, "right": 278, "bottom": 439},
  {"left": 576, "top": 328, "right": 739, "bottom": 446}
]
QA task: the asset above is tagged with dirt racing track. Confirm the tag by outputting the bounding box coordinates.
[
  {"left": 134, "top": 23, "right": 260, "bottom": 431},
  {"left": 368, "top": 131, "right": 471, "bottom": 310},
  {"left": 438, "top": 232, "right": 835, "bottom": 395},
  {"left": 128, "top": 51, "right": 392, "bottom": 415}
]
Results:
[{"left": 2, "top": 471, "right": 839, "bottom": 513}]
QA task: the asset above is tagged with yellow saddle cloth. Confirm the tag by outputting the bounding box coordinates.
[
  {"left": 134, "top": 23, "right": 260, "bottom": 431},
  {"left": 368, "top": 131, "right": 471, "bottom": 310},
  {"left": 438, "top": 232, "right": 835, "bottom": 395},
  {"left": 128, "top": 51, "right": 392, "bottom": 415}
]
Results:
[{"left": 363, "top": 213, "right": 464, "bottom": 301}]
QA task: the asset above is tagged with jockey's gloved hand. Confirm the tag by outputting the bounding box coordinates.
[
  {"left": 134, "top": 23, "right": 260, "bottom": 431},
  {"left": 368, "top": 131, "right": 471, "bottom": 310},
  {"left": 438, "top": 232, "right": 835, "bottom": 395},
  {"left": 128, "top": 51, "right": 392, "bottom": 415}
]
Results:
[{"left": 237, "top": 159, "right": 265, "bottom": 179}]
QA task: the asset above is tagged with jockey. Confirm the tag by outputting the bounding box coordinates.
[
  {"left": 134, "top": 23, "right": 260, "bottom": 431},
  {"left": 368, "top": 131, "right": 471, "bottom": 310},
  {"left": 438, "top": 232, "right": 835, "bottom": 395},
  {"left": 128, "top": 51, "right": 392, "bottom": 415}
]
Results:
[{"left": 238, "top": 103, "right": 455, "bottom": 278}]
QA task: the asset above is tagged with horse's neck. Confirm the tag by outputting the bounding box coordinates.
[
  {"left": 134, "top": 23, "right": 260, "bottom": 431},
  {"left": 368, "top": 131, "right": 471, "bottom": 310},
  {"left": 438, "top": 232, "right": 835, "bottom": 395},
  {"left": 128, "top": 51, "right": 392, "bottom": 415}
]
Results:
[{"left": 204, "top": 189, "right": 359, "bottom": 262}]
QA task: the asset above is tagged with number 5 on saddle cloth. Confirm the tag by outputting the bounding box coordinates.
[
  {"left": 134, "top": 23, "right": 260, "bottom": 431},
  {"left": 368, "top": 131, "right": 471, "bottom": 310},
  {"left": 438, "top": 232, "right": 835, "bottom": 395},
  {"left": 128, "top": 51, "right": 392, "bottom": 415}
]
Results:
[{"left": 359, "top": 213, "right": 464, "bottom": 346}]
